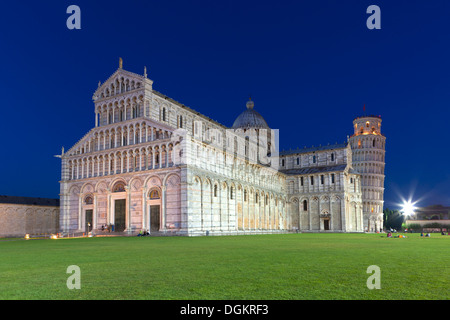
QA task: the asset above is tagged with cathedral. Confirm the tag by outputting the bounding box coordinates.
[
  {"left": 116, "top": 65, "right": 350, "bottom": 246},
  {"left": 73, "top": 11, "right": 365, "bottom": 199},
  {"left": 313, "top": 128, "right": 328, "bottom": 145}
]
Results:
[{"left": 58, "top": 60, "right": 386, "bottom": 236}]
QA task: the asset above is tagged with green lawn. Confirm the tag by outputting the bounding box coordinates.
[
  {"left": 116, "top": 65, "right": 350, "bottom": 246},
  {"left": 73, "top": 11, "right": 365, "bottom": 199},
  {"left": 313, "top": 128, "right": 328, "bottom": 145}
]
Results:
[{"left": 0, "top": 233, "right": 448, "bottom": 300}]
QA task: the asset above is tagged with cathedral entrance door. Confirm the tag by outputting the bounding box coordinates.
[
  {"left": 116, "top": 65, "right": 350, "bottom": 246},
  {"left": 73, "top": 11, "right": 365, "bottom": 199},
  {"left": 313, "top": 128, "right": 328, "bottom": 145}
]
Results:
[
  {"left": 324, "top": 219, "right": 330, "bottom": 230},
  {"left": 114, "top": 199, "right": 126, "bottom": 232},
  {"left": 150, "top": 205, "right": 160, "bottom": 232},
  {"left": 85, "top": 209, "right": 93, "bottom": 234}
]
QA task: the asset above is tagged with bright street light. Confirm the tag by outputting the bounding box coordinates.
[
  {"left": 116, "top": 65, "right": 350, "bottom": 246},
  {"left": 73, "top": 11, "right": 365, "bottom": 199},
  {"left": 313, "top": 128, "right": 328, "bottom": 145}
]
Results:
[{"left": 401, "top": 200, "right": 417, "bottom": 216}]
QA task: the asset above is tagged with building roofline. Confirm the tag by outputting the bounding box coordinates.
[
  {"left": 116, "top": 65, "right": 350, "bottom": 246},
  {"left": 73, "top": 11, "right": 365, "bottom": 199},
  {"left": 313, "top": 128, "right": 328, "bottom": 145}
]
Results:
[
  {"left": 279, "top": 164, "right": 348, "bottom": 175},
  {"left": 152, "top": 90, "right": 228, "bottom": 129},
  {"left": 353, "top": 115, "right": 382, "bottom": 121},
  {"left": 0, "top": 195, "right": 60, "bottom": 207},
  {"left": 280, "top": 142, "right": 348, "bottom": 156}
]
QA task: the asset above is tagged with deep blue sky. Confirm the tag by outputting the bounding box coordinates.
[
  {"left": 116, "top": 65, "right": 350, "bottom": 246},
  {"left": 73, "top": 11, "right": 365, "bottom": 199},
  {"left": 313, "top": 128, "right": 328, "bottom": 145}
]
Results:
[{"left": 1, "top": 1, "right": 449, "bottom": 210}]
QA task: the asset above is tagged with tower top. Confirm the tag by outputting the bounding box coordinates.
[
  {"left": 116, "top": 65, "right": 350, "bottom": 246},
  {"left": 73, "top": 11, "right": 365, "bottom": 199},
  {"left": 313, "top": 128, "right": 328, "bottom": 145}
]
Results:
[
  {"left": 246, "top": 97, "right": 254, "bottom": 109},
  {"left": 231, "top": 98, "right": 269, "bottom": 129},
  {"left": 353, "top": 103, "right": 381, "bottom": 121},
  {"left": 352, "top": 115, "right": 382, "bottom": 136},
  {"left": 353, "top": 114, "right": 382, "bottom": 121}
]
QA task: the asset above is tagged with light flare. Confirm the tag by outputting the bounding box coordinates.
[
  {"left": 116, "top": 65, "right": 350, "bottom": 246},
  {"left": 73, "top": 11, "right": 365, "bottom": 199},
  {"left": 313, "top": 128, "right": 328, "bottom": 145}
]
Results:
[{"left": 401, "top": 200, "right": 417, "bottom": 216}]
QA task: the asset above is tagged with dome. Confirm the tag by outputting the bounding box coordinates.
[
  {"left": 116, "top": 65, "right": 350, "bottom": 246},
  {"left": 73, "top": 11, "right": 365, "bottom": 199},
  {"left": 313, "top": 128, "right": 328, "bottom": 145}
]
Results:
[{"left": 231, "top": 100, "right": 270, "bottom": 130}]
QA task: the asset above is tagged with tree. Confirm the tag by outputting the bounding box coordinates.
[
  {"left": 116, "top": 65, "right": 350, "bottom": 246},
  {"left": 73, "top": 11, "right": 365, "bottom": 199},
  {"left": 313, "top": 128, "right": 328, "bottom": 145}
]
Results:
[{"left": 383, "top": 208, "right": 404, "bottom": 231}]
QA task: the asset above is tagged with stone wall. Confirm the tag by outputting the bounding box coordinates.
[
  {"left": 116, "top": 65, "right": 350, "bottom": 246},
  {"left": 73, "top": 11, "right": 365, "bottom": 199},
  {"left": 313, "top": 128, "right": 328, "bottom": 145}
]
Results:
[{"left": 0, "top": 203, "right": 60, "bottom": 237}]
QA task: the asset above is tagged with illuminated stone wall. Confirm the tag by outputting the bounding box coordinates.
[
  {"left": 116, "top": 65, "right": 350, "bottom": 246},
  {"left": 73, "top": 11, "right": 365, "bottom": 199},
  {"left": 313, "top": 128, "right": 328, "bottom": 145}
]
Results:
[{"left": 0, "top": 203, "right": 59, "bottom": 237}]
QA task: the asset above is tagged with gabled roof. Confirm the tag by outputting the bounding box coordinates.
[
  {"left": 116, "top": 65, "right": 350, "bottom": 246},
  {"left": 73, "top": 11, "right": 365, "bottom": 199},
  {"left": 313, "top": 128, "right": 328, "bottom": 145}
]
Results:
[
  {"left": 63, "top": 117, "right": 174, "bottom": 157},
  {"left": 92, "top": 67, "right": 149, "bottom": 101}
]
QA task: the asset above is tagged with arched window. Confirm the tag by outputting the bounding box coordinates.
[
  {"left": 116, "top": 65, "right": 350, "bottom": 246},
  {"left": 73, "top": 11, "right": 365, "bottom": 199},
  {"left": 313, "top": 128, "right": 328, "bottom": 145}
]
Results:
[
  {"left": 214, "top": 184, "right": 218, "bottom": 197},
  {"left": 372, "top": 139, "right": 376, "bottom": 147},
  {"left": 179, "top": 115, "right": 183, "bottom": 128},
  {"left": 84, "top": 195, "right": 93, "bottom": 205},
  {"left": 296, "top": 157, "right": 300, "bottom": 165},
  {"left": 313, "top": 155, "right": 316, "bottom": 163},
  {"left": 230, "top": 186, "right": 234, "bottom": 200},
  {"left": 162, "top": 108, "right": 166, "bottom": 121},
  {"left": 303, "top": 200, "right": 308, "bottom": 211},
  {"left": 112, "top": 182, "right": 126, "bottom": 192},
  {"left": 244, "top": 190, "right": 247, "bottom": 202},
  {"left": 331, "top": 153, "right": 335, "bottom": 161},
  {"left": 255, "top": 193, "right": 258, "bottom": 203},
  {"left": 149, "top": 189, "right": 161, "bottom": 199}
]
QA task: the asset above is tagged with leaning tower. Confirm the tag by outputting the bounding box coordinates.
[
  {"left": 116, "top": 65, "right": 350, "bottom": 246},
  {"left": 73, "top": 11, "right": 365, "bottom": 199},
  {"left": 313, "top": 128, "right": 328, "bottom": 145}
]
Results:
[{"left": 349, "top": 115, "right": 386, "bottom": 232}]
